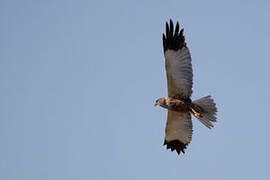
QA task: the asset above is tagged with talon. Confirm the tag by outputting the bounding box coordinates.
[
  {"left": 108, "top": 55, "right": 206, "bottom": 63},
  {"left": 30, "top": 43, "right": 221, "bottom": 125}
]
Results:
[{"left": 194, "top": 112, "right": 201, "bottom": 118}]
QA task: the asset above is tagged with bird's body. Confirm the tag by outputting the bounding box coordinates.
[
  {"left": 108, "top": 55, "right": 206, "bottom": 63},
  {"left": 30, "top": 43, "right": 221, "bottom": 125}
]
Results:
[
  {"left": 156, "top": 20, "right": 217, "bottom": 155},
  {"left": 156, "top": 97, "right": 190, "bottom": 113}
]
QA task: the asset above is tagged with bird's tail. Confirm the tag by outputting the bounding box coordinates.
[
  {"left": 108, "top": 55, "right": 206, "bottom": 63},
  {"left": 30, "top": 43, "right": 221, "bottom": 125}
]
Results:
[{"left": 191, "top": 95, "right": 217, "bottom": 129}]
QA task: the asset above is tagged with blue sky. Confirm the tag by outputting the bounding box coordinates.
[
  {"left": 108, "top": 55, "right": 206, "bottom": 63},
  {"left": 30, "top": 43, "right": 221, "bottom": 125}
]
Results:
[{"left": 1, "top": 0, "right": 270, "bottom": 179}]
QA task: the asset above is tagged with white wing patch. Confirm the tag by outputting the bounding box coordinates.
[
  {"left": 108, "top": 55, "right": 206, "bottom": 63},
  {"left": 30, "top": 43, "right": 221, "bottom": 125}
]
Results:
[
  {"left": 165, "top": 110, "right": 193, "bottom": 144},
  {"left": 165, "top": 47, "right": 193, "bottom": 98}
]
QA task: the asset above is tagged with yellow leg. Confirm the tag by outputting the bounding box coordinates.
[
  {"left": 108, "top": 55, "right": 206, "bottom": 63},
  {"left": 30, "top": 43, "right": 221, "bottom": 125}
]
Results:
[{"left": 191, "top": 108, "right": 202, "bottom": 118}]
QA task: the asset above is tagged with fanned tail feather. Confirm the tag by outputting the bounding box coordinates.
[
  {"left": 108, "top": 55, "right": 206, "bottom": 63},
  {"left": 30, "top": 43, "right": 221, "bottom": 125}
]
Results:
[{"left": 191, "top": 95, "right": 217, "bottom": 129}]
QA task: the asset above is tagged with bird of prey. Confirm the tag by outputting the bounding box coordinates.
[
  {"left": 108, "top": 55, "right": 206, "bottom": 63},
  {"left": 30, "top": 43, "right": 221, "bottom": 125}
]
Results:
[{"left": 155, "top": 20, "right": 217, "bottom": 155}]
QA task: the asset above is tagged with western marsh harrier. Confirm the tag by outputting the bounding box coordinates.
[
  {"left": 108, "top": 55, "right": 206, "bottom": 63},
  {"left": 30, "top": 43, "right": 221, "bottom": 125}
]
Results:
[{"left": 155, "top": 20, "right": 217, "bottom": 155}]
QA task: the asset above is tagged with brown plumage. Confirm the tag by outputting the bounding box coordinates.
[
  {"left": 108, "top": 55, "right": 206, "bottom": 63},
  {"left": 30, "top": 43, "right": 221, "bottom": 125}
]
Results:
[{"left": 155, "top": 20, "right": 218, "bottom": 155}]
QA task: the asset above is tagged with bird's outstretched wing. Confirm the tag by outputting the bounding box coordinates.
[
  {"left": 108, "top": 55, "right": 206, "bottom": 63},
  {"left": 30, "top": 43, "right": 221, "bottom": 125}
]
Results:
[
  {"left": 164, "top": 110, "right": 193, "bottom": 154},
  {"left": 163, "top": 20, "right": 193, "bottom": 99}
]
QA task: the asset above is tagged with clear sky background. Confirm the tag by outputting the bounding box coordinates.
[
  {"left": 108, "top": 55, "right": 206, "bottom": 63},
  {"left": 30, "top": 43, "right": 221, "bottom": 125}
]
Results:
[{"left": 1, "top": 0, "right": 270, "bottom": 179}]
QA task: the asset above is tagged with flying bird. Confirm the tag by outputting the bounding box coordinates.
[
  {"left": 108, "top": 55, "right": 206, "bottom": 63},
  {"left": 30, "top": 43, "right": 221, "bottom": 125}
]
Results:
[{"left": 155, "top": 20, "right": 217, "bottom": 155}]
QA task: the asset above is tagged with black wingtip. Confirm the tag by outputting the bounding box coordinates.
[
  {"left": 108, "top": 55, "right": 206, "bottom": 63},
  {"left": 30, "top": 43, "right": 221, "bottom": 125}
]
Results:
[
  {"left": 174, "top": 22, "right": 179, "bottom": 36},
  {"left": 169, "top": 20, "right": 174, "bottom": 37},
  {"left": 163, "top": 20, "right": 186, "bottom": 52},
  {"left": 164, "top": 140, "right": 188, "bottom": 155},
  {"left": 166, "top": 22, "right": 169, "bottom": 38}
]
